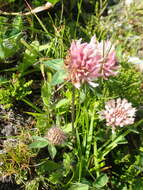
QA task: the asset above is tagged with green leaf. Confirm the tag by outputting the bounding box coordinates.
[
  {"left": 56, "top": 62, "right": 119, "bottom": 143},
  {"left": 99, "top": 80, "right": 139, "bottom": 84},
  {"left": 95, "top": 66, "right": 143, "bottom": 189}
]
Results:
[
  {"left": 49, "top": 170, "right": 63, "bottom": 184},
  {"left": 41, "top": 82, "right": 52, "bottom": 107},
  {"left": 29, "top": 140, "right": 48, "bottom": 148},
  {"left": 93, "top": 174, "right": 108, "bottom": 188},
  {"left": 18, "top": 40, "right": 39, "bottom": 73},
  {"left": 55, "top": 98, "right": 70, "bottom": 109},
  {"left": 62, "top": 123, "right": 72, "bottom": 133},
  {"left": 68, "top": 183, "right": 89, "bottom": 190},
  {"left": 63, "top": 153, "right": 71, "bottom": 177},
  {"left": 48, "top": 144, "right": 57, "bottom": 159},
  {"left": 25, "top": 112, "right": 46, "bottom": 117},
  {"left": 32, "top": 136, "right": 48, "bottom": 142},
  {"left": 43, "top": 59, "right": 68, "bottom": 86},
  {"left": 0, "top": 33, "right": 21, "bottom": 60},
  {"left": 128, "top": 128, "right": 139, "bottom": 134},
  {"left": 43, "top": 59, "right": 64, "bottom": 71},
  {"left": 51, "top": 70, "right": 67, "bottom": 86},
  {"left": 36, "top": 159, "right": 61, "bottom": 175},
  {"left": 117, "top": 137, "right": 128, "bottom": 144}
]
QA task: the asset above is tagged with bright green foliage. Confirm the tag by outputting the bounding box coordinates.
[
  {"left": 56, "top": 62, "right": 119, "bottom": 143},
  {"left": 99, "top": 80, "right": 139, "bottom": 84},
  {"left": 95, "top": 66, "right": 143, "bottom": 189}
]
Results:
[
  {"left": 0, "top": 74, "right": 33, "bottom": 108},
  {"left": 104, "top": 64, "right": 143, "bottom": 106}
]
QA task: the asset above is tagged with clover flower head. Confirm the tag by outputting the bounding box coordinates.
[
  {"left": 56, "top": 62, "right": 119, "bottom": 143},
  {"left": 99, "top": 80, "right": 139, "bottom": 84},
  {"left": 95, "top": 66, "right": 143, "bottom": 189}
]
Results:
[
  {"left": 65, "top": 36, "right": 118, "bottom": 88},
  {"left": 100, "top": 98, "right": 136, "bottom": 132},
  {"left": 64, "top": 36, "right": 101, "bottom": 89},
  {"left": 46, "top": 127, "right": 66, "bottom": 145}
]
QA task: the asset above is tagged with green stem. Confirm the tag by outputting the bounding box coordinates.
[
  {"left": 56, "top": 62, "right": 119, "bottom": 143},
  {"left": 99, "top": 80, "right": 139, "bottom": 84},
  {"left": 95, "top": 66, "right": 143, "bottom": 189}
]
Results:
[
  {"left": 94, "top": 138, "right": 100, "bottom": 177},
  {"left": 22, "top": 98, "right": 43, "bottom": 113},
  {"left": 78, "top": 158, "right": 82, "bottom": 182},
  {"left": 34, "top": 14, "right": 51, "bottom": 35},
  {"left": 72, "top": 86, "right": 75, "bottom": 134},
  {"left": 74, "top": 0, "right": 83, "bottom": 38}
]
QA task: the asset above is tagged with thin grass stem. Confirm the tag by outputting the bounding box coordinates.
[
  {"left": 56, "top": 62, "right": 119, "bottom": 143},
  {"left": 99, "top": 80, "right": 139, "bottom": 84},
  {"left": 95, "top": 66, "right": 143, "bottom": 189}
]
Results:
[
  {"left": 22, "top": 98, "right": 43, "bottom": 113},
  {"left": 74, "top": 0, "right": 83, "bottom": 38}
]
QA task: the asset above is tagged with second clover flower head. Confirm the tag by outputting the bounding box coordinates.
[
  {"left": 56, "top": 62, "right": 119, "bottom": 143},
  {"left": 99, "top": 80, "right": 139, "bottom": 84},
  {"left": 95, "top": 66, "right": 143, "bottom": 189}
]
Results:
[
  {"left": 100, "top": 98, "right": 136, "bottom": 132},
  {"left": 64, "top": 36, "right": 118, "bottom": 89},
  {"left": 46, "top": 127, "right": 66, "bottom": 145}
]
